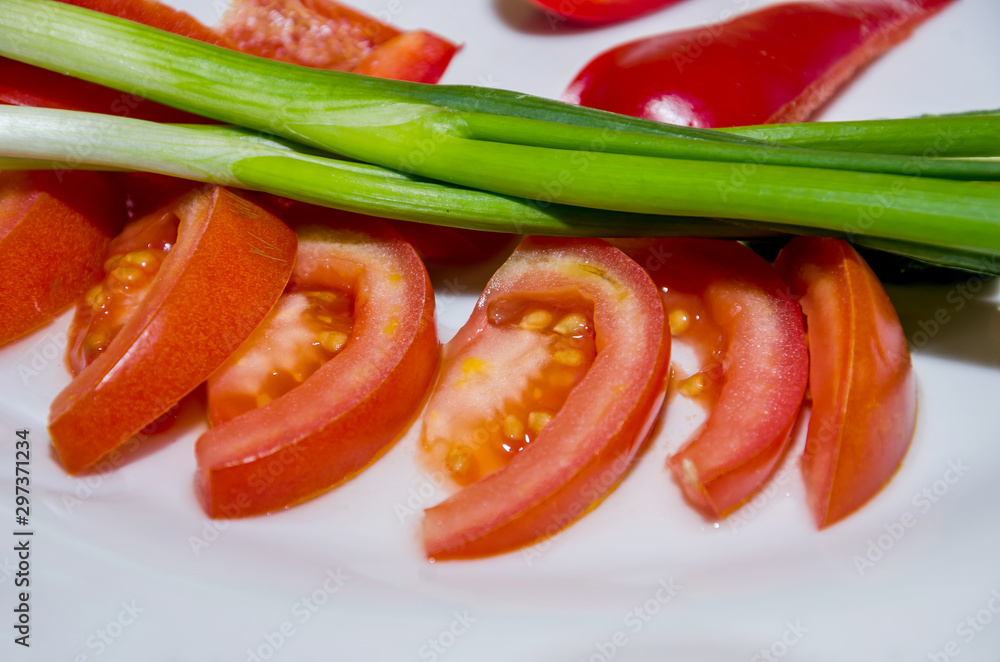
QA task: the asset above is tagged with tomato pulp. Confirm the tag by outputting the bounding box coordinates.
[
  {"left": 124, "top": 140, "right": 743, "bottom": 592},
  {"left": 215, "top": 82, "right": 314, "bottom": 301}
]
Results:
[
  {"left": 622, "top": 239, "right": 808, "bottom": 517},
  {"left": 49, "top": 187, "right": 297, "bottom": 474},
  {"left": 196, "top": 206, "right": 438, "bottom": 517},
  {"left": 421, "top": 237, "right": 670, "bottom": 559},
  {"left": 775, "top": 236, "right": 916, "bottom": 528},
  {"left": 564, "top": 0, "right": 956, "bottom": 127}
]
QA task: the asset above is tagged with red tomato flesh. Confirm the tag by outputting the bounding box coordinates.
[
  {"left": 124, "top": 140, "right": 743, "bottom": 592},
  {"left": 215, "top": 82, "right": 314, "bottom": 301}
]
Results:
[
  {"left": 564, "top": 0, "right": 956, "bottom": 127},
  {"left": 219, "top": 0, "right": 458, "bottom": 84},
  {"left": 622, "top": 239, "right": 808, "bottom": 517},
  {"left": 424, "top": 299, "right": 598, "bottom": 487},
  {"left": 196, "top": 208, "right": 438, "bottom": 517},
  {"left": 0, "top": 170, "right": 125, "bottom": 346},
  {"left": 49, "top": 187, "right": 297, "bottom": 474},
  {"left": 775, "top": 236, "right": 916, "bottom": 528},
  {"left": 66, "top": 205, "right": 177, "bottom": 373},
  {"left": 421, "top": 237, "right": 670, "bottom": 560}
]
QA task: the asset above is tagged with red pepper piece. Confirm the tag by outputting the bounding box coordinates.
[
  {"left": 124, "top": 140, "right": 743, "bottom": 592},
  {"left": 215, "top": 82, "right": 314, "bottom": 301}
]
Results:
[
  {"left": 564, "top": 0, "right": 956, "bottom": 128},
  {"left": 525, "top": 0, "right": 683, "bottom": 25}
]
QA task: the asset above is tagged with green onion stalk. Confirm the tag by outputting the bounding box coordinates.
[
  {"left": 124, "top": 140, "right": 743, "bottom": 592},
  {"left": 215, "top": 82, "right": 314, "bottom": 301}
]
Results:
[{"left": 1, "top": 0, "right": 999, "bottom": 273}]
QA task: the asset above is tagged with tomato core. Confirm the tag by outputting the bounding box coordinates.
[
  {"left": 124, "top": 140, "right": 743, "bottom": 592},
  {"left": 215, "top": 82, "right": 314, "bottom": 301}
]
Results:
[
  {"left": 424, "top": 297, "right": 597, "bottom": 487},
  {"left": 67, "top": 209, "right": 178, "bottom": 373},
  {"left": 207, "top": 287, "right": 355, "bottom": 426},
  {"left": 661, "top": 289, "right": 725, "bottom": 405}
]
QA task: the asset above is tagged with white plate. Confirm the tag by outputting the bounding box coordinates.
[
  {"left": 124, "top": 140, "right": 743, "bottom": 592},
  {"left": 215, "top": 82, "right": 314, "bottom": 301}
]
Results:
[{"left": 3, "top": 0, "right": 1000, "bottom": 660}]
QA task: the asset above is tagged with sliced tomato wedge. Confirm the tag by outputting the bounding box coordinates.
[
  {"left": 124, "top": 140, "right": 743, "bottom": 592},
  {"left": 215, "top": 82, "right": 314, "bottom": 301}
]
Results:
[
  {"left": 49, "top": 187, "right": 297, "bottom": 474},
  {"left": 219, "top": 0, "right": 459, "bottom": 84},
  {"left": 775, "top": 236, "right": 916, "bottom": 528},
  {"left": 0, "top": 170, "right": 125, "bottom": 346},
  {"left": 196, "top": 205, "right": 438, "bottom": 517},
  {"left": 564, "top": 0, "right": 955, "bottom": 127},
  {"left": 420, "top": 237, "right": 669, "bottom": 560},
  {"left": 526, "top": 0, "right": 682, "bottom": 25},
  {"left": 621, "top": 239, "right": 808, "bottom": 517}
]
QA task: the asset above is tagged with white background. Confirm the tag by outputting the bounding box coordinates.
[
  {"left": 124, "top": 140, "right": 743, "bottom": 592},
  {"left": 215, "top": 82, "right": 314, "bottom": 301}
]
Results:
[{"left": 2, "top": 0, "right": 1000, "bottom": 660}]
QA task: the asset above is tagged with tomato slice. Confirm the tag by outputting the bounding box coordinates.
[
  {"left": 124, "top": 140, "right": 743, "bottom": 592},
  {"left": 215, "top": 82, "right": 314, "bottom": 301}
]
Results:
[
  {"left": 420, "top": 237, "right": 669, "bottom": 560},
  {"left": 621, "top": 239, "right": 809, "bottom": 517},
  {"left": 0, "top": 0, "right": 229, "bottom": 122},
  {"left": 49, "top": 187, "right": 297, "bottom": 474},
  {"left": 196, "top": 205, "right": 438, "bottom": 517},
  {"left": 564, "top": 0, "right": 955, "bottom": 127},
  {"left": 775, "top": 236, "right": 916, "bottom": 528},
  {"left": 65, "top": 203, "right": 178, "bottom": 374},
  {"left": 219, "top": 0, "right": 459, "bottom": 84},
  {"left": 0, "top": 170, "right": 125, "bottom": 346},
  {"left": 526, "top": 0, "right": 682, "bottom": 25}
]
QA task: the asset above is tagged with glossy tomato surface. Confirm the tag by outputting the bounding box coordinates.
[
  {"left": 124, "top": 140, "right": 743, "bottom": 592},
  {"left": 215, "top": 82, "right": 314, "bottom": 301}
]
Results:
[
  {"left": 564, "top": 0, "right": 956, "bottom": 127},
  {"left": 0, "top": 170, "right": 125, "bottom": 346},
  {"left": 526, "top": 0, "right": 682, "bottom": 25},
  {"left": 196, "top": 206, "right": 438, "bottom": 517},
  {"left": 421, "top": 237, "right": 670, "bottom": 560},
  {"left": 622, "top": 238, "right": 808, "bottom": 516},
  {"left": 49, "top": 187, "right": 296, "bottom": 474},
  {"left": 775, "top": 236, "right": 916, "bottom": 528}
]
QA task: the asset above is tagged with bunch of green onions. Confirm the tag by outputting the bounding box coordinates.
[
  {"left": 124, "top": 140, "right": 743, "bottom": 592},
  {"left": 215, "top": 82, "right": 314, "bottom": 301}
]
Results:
[{"left": 1, "top": 0, "right": 999, "bottom": 272}]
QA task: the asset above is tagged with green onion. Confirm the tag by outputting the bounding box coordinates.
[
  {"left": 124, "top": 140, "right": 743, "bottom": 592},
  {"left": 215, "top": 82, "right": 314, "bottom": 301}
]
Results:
[
  {"left": 723, "top": 113, "right": 1000, "bottom": 157},
  {"left": 1, "top": 0, "right": 999, "bottom": 273},
  {"left": 0, "top": 106, "right": 756, "bottom": 237}
]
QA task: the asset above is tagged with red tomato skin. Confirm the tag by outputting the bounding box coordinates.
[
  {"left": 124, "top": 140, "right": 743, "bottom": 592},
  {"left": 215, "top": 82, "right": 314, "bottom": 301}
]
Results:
[
  {"left": 775, "top": 237, "right": 915, "bottom": 528},
  {"left": 0, "top": 0, "right": 229, "bottom": 122},
  {"left": 195, "top": 213, "right": 438, "bottom": 517},
  {"left": 564, "top": 0, "right": 955, "bottom": 127},
  {"left": 422, "top": 237, "right": 670, "bottom": 560},
  {"left": 623, "top": 239, "right": 809, "bottom": 516},
  {"left": 528, "top": 0, "right": 681, "bottom": 24},
  {"left": 0, "top": 171, "right": 125, "bottom": 346},
  {"left": 48, "top": 187, "right": 297, "bottom": 474}
]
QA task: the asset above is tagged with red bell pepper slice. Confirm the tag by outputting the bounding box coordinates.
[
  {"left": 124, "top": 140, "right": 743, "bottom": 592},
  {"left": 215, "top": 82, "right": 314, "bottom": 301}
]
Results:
[
  {"left": 775, "top": 236, "right": 916, "bottom": 528},
  {"left": 525, "top": 0, "right": 683, "bottom": 25},
  {"left": 564, "top": 0, "right": 956, "bottom": 127}
]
